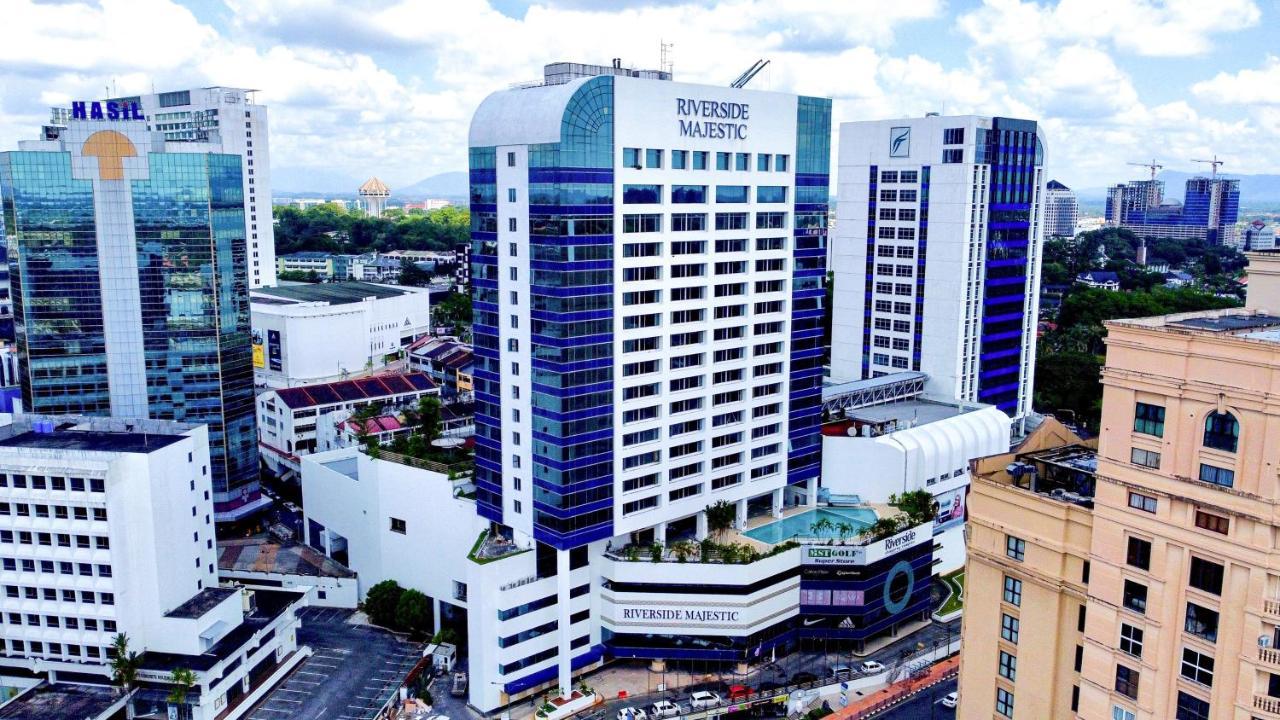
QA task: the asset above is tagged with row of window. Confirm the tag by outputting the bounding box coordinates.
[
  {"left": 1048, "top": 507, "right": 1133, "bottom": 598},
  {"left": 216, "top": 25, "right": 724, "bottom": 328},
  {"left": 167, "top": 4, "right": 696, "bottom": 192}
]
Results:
[
  {"left": 2, "top": 612, "right": 116, "bottom": 632},
  {"left": 620, "top": 260, "right": 788, "bottom": 282},
  {"left": 622, "top": 148, "right": 790, "bottom": 173},
  {"left": 1, "top": 585, "right": 114, "bottom": 604},
  {"left": 622, "top": 212, "right": 789, "bottom": 233},
  {"left": 0, "top": 503, "right": 107, "bottom": 521},
  {"left": 622, "top": 184, "right": 789, "bottom": 205},
  {"left": 622, "top": 464, "right": 781, "bottom": 516},
  {"left": 1, "top": 557, "right": 110, "bottom": 577},
  {"left": 0, "top": 474, "right": 105, "bottom": 493},
  {"left": 2, "top": 640, "right": 106, "bottom": 660},
  {"left": 0, "top": 530, "right": 109, "bottom": 549},
  {"left": 1133, "top": 402, "right": 1238, "bottom": 453}
]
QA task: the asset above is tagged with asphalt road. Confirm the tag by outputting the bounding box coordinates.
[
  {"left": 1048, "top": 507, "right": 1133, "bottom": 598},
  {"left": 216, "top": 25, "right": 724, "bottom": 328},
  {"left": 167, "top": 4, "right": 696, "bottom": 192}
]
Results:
[
  {"left": 869, "top": 678, "right": 957, "bottom": 720},
  {"left": 243, "top": 606, "right": 423, "bottom": 720}
]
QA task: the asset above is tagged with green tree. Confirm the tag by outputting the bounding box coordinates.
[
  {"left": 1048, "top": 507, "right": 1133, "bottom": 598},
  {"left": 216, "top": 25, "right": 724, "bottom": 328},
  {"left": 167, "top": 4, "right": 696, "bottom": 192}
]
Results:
[
  {"left": 704, "top": 500, "right": 736, "bottom": 539},
  {"left": 364, "top": 579, "right": 405, "bottom": 628},
  {"left": 167, "top": 668, "right": 197, "bottom": 720},
  {"left": 395, "top": 589, "right": 433, "bottom": 636},
  {"left": 398, "top": 258, "right": 434, "bottom": 287},
  {"left": 417, "top": 395, "right": 442, "bottom": 442},
  {"left": 892, "top": 489, "right": 937, "bottom": 525},
  {"left": 1034, "top": 351, "right": 1103, "bottom": 427},
  {"left": 433, "top": 291, "right": 472, "bottom": 336},
  {"left": 110, "top": 633, "right": 142, "bottom": 719}
]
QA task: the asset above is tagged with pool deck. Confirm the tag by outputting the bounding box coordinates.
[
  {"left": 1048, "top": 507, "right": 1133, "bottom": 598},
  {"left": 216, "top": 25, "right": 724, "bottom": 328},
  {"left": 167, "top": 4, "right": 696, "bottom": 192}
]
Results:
[{"left": 723, "top": 503, "right": 902, "bottom": 551}]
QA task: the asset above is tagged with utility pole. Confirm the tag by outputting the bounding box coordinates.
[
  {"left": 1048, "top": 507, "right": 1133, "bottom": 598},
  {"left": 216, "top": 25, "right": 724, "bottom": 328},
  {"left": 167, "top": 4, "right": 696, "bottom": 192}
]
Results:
[{"left": 1191, "top": 155, "right": 1225, "bottom": 180}]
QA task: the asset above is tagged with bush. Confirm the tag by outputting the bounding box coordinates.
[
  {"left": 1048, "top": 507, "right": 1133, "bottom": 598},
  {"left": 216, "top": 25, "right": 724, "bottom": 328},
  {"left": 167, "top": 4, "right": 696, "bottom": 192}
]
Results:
[
  {"left": 364, "top": 580, "right": 404, "bottom": 628},
  {"left": 396, "top": 589, "right": 432, "bottom": 636}
]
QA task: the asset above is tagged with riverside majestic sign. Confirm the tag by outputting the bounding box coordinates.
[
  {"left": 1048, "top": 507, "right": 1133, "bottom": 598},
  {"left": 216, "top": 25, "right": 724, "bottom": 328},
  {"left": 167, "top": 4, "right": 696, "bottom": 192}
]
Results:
[
  {"left": 620, "top": 607, "right": 742, "bottom": 623},
  {"left": 677, "top": 99, "right": 749, "bottom": 140},
  {"left": 801, "top": 522, "right": 934, "bottom": 566}
]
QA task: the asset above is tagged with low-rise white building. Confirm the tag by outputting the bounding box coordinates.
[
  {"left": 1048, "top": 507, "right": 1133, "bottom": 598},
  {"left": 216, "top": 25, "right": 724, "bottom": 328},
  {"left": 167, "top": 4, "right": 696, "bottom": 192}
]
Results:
[
  {"left": 820, "top": 397, "right": 1010, "bottom": 572},
  {"left": 218, "top": 537, "right": 358, "bottom": 609},
  {"left": 250, "top": 282, "right": 431, "bottom": 388},
  {"left": 0, "top": 415, "right": 306, "bottom": 720},
  {"left": 256, "top": 372, "right": 438, "bottom": 476}
]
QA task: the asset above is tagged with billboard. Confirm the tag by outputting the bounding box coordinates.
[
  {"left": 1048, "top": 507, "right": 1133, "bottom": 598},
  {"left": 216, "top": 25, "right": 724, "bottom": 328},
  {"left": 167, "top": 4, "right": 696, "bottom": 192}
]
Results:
[
  {"left": 267, "top": 329, "right": 282, "bottom": 371},
  {"left": 251, "top": 328, "right": 265, "bottom": 369},
  {"left": 800, "top": 522, "right": 933, "bottom": 567},
  {"left": 934, "top": 488, "right": 967, "bottom": 532}
]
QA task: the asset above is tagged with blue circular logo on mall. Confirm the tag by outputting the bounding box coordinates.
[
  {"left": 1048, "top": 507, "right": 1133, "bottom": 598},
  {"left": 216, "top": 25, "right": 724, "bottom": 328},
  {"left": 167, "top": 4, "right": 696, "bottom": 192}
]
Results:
[{"left": 882, "top": 560, "right": 915, "bottom": 615}]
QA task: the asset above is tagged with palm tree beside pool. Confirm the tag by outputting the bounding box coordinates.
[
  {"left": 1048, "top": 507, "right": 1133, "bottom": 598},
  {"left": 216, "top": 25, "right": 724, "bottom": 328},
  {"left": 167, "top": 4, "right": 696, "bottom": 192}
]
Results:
[{"left": 743, "top": 507, "right": 878, "bottom": 544}]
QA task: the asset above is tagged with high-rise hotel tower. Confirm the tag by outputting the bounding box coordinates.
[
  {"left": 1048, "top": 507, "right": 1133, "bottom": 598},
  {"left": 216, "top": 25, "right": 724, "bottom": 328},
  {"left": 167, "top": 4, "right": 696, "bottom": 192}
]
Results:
[
  {"left": 830, "top": 116, "right": 1046, "bottom": 426},
  {"left": 0, "top": 103, "right": 264, "bottom": 520},
  {"left": 469, "top": 62, "right": 830, "bottom": 693}
]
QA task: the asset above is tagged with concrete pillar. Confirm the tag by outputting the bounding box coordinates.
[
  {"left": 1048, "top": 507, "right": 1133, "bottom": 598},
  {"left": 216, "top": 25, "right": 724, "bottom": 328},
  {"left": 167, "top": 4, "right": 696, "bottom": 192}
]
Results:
[
  {"left": 654, "top": 522, "right": 667, "bottom": 546},
  {"left": 772, "top": 488, "right": 784, "bottom": 518},
  {"left": 556, "top": 549, "right": 572, "bottom": 697},
  {"left": 735, "top": 499, "right": 748, "bottom": 529},
  {"left": 806, "top": 477, "right": 819, "bottom": 507},
  {"left": 695, "top": 512, "right": 708, "bottom": 540},
  {"left": 433, "top": 598, "right": 442, "bottom": 635}
]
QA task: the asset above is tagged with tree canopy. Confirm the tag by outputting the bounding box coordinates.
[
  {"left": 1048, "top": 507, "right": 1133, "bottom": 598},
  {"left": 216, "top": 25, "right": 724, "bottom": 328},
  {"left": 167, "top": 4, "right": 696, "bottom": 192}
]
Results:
[{"left": 273, "top": 203, "right": 469, "bottom": 256}]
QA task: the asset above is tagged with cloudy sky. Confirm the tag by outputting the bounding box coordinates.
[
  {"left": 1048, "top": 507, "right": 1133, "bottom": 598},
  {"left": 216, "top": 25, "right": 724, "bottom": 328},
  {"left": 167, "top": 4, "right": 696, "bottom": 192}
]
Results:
[{"left": 1, "top": 0, "right": 1275, "bottom": 194}]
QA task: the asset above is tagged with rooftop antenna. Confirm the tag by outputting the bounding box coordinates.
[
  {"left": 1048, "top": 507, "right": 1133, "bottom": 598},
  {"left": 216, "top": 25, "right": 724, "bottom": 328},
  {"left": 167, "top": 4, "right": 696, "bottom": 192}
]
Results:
[
  {"left": 1127, "top": 158, "right": 1163, "bottom": 182},
  {"left": 1191, "top": 155, "right": 1225, "bottom": 181},
  {"left": 660, "top": 40, "right": 674, "bottom": 76},
  {"left": 730, "top": 59, "right": 770, "bottom": 89}
]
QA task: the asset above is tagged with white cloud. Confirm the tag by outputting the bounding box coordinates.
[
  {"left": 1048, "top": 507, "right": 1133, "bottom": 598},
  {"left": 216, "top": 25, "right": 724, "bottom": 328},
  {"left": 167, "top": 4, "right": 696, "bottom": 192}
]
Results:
[{"left": 1192, "top": 56, "right": 1280, "bottom": 105}]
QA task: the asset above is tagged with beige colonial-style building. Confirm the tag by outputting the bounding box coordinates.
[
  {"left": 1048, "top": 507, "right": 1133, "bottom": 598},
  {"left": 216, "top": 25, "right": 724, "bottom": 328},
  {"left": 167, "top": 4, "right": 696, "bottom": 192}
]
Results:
[{"left": 960, "top": 251, "right": 1280, "bottom": 719}]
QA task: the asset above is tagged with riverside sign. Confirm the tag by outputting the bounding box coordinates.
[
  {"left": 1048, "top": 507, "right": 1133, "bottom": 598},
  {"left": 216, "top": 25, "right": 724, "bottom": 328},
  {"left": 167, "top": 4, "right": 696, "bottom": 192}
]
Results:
[
  {"left": 801, "top": 522, "right": 934, "bottom": 566},
  {"left": 677, "top": 98, "right": 749, "bottom": 140}
]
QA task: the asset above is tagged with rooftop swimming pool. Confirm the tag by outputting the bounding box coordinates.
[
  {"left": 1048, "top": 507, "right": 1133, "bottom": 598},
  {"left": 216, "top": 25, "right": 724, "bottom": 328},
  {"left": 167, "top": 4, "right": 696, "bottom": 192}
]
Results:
[{"left": 742, "top": 506, "right": 878, "bottom": 545}]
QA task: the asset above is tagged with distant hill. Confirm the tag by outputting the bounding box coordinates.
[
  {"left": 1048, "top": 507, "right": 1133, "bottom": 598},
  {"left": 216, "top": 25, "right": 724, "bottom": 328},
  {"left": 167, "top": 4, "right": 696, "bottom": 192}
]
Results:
[
  {"left": 398, "top": 172, "right": 468, "bottom": 200},
  {"left": 1076, "top": 171, "right": 1280, "bottom": 207}
]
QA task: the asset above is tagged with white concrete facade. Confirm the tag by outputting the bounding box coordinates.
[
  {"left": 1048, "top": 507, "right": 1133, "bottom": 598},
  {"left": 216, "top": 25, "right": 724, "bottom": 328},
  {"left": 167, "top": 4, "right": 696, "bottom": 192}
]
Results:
[
  {"left": 250, "top": 283, "right": 431, "bottom": 389},
  {"left": 129, "top": 87, "right": 277, "bottom": 287},
  {"left": 821, "top": 402, "right": 1010, "bottom": 572},
  {"left": 0, "top": 415, "right": 304, "bottom": 720},
  {"left": 831, "top": 115, "right": 1046, "bottom": 425}
]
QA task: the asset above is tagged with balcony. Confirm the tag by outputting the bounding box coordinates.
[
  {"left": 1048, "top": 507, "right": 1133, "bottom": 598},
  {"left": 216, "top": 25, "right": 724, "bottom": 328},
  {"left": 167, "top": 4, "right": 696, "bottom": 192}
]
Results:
[
  {"left": 1265, "top": 598, "right": 1280, "bottom": 617},
  {"left": 1255, "top": 695, "right": 1280, "bottom": 716},
  {"left": 1262, "top": 647, "right": 1280, "bottom": 667}
]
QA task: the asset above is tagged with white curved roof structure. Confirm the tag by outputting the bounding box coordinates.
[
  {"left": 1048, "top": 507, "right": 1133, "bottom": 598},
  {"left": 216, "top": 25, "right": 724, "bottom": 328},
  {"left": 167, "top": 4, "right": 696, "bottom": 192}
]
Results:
[{"left": 468, "top": 77, "right": 593, "bottom": 148}]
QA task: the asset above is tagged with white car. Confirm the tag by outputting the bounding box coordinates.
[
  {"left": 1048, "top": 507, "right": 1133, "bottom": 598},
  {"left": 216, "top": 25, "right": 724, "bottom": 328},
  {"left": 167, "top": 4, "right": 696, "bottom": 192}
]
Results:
[
  {"left": 689, "top": 691, "right": 721, "bottom": 709},
  {"left": 941, "top": 691, "right": 958, "bottom": 708},
  {"left": 617, "top": 708, "right": 648, "bottom": 720},
  {"left": 650, "top": 700, "right": 680, "bottom": 718},
  {"left": 860, "top": 660, "right": 885, "bottom": 673}
]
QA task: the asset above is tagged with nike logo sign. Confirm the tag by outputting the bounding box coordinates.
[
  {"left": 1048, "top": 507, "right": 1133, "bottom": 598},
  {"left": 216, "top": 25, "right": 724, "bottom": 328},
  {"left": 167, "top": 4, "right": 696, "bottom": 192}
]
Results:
[{"left": 802, "top": 618, "right": 823, "bottom": 627}]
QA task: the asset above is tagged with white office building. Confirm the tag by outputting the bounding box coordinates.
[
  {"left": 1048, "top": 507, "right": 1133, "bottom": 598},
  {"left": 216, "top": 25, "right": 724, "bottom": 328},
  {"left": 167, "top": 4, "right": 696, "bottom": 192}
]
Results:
[
  {"left": 830, "top": 115, "right": 1047, "bottom": 426},
  {"left": 819, "top": 394, "right": 1010, "bottom": 572},
  {"left": 53, "top": 87, "right": 278, "bottom": 287},
  {"left": 250, "top": 282, "right": 432, "bottom": 388},
  {"left": 0, "top": 415, "right": 305, "bottom": 720},
  {"left": 1043, "top": 179, "right": 1078, "bottom": 238}
]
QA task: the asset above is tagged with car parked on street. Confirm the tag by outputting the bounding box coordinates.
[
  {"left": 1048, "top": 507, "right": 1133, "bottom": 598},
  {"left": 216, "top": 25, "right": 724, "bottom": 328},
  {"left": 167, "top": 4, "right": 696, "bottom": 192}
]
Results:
[
  {"left": 828, "top": 664, "right": 852, "bottom": 679},
  {"left": 860, "top": 660, "right": 885, "bottom": 673},
  {"left": 616, "top": 707, "right": 648, "bottom": 720},
  {"left": 727, "top": 685, "right": 752, "bottom": 701},
  {"left": 650, "top": 700, "right": 680, "bottom": 718},
  {"left": 689, "top": 691, "right": 721, "bottom": 708},
  {"left": 941, "top": 691, "right": 958, "bottom": 708}
]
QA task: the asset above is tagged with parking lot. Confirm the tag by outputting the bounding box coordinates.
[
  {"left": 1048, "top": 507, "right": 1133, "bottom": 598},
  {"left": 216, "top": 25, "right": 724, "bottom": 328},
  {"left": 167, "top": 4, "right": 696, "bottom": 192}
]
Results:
[{"left": 244, "top": 606, "right": 423, "bottom": 720}]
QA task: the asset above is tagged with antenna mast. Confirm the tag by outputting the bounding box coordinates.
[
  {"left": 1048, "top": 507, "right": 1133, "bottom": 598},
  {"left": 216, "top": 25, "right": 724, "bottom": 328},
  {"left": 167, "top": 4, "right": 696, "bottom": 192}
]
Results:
[{"left": 660, "top": 40, "right": 674, "bottom": 76}]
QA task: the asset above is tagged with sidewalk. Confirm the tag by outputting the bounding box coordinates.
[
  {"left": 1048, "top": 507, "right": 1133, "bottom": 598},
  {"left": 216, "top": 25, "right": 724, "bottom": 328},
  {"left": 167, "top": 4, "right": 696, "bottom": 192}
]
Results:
[{"left": 830, "top": 656, "right": 959, "bottom": 720}]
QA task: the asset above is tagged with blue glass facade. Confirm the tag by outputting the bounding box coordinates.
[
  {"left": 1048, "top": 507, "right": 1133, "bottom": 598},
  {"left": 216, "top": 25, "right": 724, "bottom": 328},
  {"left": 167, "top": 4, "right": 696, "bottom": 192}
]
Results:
[
  {"left": 788, "top": 97, "right": 831, "bottom": 489},
  {"left": 0, "top": 149, "right": 259, "bottom": 510},
  {"left": 977, "top": 118, "right": 1041, "bottom": 415},
  {"left": 472, "top": 76, "right": 616, "bottom": 550}
]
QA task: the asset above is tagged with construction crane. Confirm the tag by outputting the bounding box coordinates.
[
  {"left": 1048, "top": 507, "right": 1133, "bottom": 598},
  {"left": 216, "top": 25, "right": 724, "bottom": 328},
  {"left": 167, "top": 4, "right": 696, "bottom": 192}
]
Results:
[
  {"left": 1127, "top": 159, "right": 1163, "bottom": 181},
  {"left": 1191, "top": 155, "right": 1225, "bottom": 180},
  {"left": 730, "top": 59, "right": 769, "bottom": 89}
]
